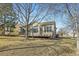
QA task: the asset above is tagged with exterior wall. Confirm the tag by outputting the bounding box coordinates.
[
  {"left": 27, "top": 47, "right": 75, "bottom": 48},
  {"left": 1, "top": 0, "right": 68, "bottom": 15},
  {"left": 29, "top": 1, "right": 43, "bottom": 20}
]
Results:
[
  {"left": 13, "top": 24, "right": 20, "bottom": 35},
  {"left": 14, "top": 24, "right": 20, "bottom": 32}
]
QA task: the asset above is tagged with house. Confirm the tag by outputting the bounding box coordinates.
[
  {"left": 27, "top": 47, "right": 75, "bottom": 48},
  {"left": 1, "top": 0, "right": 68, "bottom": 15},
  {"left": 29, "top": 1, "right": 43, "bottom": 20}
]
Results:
[
  {"left": 0, "top": 21, "right": 56, "bottom": 37},
  {"left": 0, "top": 23, "right": 20, "bottom": 35},
  {"left": 28, "top": 21, "right": 56, "bottom": 38}
]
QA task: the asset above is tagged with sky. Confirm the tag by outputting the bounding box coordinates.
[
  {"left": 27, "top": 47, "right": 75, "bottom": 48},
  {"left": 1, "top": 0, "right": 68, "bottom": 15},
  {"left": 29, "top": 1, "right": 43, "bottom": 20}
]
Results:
[{"left": 13, "top": 3, "right": 79, "bottom": 31}]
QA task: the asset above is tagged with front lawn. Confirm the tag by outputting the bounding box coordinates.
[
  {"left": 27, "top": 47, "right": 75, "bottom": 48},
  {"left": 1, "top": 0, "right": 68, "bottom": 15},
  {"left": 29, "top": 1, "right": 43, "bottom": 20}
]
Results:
[{"left": 0, "top": 36, "right": 76, "bottom": 56}]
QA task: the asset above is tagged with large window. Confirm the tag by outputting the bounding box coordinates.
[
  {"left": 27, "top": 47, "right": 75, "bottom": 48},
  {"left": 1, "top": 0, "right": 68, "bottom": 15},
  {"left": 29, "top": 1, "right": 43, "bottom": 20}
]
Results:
[{"left": 44, "top": 26, "right": 52, "bottom": 32}]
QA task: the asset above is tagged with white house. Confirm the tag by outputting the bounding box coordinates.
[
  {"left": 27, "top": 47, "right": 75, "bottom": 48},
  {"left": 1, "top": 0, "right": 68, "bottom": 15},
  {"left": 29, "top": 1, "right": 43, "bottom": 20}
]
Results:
[{"left": 29, "top": 21, "right": 56, "bottom": 38}]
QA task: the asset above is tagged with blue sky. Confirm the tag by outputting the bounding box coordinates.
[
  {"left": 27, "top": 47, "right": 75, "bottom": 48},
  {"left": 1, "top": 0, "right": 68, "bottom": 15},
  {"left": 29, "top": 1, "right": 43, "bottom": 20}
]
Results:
[{"left": 13, "top": 3, "right": 79, "bottom": 31}]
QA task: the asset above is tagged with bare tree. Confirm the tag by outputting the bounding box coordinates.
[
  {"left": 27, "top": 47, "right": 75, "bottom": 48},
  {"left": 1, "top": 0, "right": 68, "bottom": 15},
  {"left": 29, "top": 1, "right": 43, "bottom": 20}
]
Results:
[
  {"left": 13, "top": 3, "right": 52, "bottom": 39},
  {"left": 65, "top": 4, "right": 79, "bottom": 38}
]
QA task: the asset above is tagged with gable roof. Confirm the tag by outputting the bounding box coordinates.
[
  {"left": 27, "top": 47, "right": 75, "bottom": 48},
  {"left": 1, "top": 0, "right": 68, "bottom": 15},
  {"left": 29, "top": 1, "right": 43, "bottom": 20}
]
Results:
[
  {"left": 33, "top": 21, "right": 55, "bottom": 26},
  {"left": 20, "top": 21, "right": 56, "bottom": 28},
  {"left": 40, "top": 21, "right": 55, "bottom": 26}
]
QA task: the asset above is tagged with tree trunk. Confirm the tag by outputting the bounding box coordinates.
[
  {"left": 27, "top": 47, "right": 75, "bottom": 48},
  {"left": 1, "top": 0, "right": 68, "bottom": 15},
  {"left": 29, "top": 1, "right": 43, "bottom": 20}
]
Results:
[
  {"left": 25, "top": 25, "right": 29, "bottom": 39},
  {"left": 76, "top": 22, "right": 79, "bottom": 50},
  {"left": 53, "top": 21, "right": 56, "bottom": 39},
  {"left": 73, "top": 30, "right": 76, "bottom": 38},
  {"left": 3, "top": 15, "right": 6, "bottom": 35}
]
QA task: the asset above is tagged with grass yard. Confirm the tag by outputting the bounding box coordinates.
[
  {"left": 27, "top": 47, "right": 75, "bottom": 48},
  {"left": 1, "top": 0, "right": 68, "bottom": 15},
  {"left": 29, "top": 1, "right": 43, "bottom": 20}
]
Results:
[{"left": 0, "top": 36, "right": 76, "bottom": 56}]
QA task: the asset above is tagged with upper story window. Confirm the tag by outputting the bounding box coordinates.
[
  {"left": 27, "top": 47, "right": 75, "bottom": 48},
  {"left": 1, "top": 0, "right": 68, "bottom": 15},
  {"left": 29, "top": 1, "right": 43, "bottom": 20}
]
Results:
[{"left": 44, "top": 26, "right": 52, "bottom": 32}]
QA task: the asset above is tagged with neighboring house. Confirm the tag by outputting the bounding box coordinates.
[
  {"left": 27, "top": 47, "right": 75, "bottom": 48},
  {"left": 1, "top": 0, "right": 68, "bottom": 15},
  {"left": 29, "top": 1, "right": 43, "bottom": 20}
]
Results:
[
  {"left": 8, "top": 24, "right": 20, "bottom": 35},
  {"left": 0, "top": 23, "right": 20, "bottom": 35},
  {"left": 28, "top": 21, "right": 56, "bottom": 38},
  {"left": 57, "top": 29, "right": 77, "bottom": 37}
]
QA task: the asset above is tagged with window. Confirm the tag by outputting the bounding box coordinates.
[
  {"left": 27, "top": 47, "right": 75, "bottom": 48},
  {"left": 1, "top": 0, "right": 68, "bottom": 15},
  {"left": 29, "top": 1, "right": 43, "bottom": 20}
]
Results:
[
  {"left": 44, "top": 26, "right": 52, "bottom": 32},
  {"left": 47, "top": 26, "right": 52, "bottom": 32},
  {"left": 44, "top": 26, "right": 47, "bottom": 32},
  {"left": 32, "top": 27, "right": 38, "bottom": 33}
]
